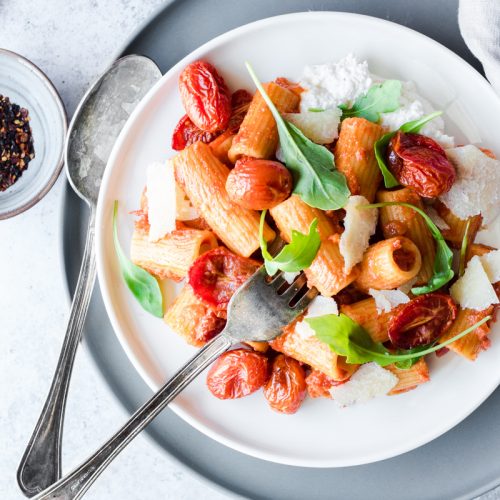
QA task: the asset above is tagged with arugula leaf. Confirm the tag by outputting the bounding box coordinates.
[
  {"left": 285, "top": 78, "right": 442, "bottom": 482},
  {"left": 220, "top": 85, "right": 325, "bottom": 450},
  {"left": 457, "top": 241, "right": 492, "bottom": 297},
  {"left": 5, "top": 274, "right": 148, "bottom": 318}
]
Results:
[
  {"left": 259, "top": 210, "right": 320, "bottom": 276},
  {"left": 308, "top": 107, "right": 325, "bottom": 112},
  {"left": 306, "top": 313, "right": 491, "bottom": 367},
  {"left": 374, "top": 111, "right": 443, "bottom": 188},
  {"left": 361, "top": 201, "right": 454, "bottom": 294},
  {"left": 112, "top": 201, "right": 163, "bottom": 317},
  {"left": 459, "top": 219, "right": 472, "bottom": 277},
  {"left": 340, "top": 80, "right": 402, "bottom": 122},
  {"left": 245, "top": 62, "right": 350, "bottom": 210}
]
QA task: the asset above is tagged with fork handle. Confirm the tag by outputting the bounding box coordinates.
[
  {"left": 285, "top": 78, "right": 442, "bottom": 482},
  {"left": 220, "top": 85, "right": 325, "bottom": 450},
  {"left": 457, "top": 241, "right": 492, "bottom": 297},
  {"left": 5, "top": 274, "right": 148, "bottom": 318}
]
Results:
[
  {"left": 33, "top": 333, "right": 233, "bottom": 500},
  {"left": 18, "top": 209, "right": 97, "bottom": 497}
]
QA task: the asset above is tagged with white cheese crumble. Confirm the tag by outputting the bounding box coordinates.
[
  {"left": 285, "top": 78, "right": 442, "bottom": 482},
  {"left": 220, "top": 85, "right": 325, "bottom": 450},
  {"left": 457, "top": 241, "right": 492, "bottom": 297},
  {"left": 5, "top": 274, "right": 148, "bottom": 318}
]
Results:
[
  {"left": 368, "top": 289, "right": 410, "bottom": 314},
  {"left": 330, "top": 362, "right": 398, "bottom": 407},
  {"left": 440, "top": 145, "right": 500, "bottom": 225},
  {"left": 480, "top": 250, "right": 500, "bottom": 283},
  {"left": 379, "top": 81, "right": 455, "bottom": 148},
  {"left": 339, "top": 195, "right": 378, "bottom": 273},
  {"left": 299, "top": 54, "right": 372, "bottom": 111},
  {"left": 294, "top": 295, "right": 339, "bottom": 340},
  {"left": 283, "top": 271, "right": 300, "bottom": 284},
  {"left": 146, "top": 161, "right": 177, "bottom": 242},
  {"left": 283, "top": 108, "right": 341, "bottom": 144},
  {"left": 450, "top": 256, "right": 499, "bottom": 310}
]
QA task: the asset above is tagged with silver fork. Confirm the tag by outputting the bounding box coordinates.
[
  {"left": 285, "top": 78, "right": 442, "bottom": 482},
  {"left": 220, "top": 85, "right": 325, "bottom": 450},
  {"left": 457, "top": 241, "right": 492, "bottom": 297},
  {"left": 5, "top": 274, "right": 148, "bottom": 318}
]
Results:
[{"left": 33, "top": 267, "right": 317, "bottom": 500}]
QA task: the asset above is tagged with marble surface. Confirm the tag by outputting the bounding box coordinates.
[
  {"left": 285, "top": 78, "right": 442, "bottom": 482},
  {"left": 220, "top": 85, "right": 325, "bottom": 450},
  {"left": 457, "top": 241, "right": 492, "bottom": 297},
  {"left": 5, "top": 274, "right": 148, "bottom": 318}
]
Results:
[
  {"left": 0, "top": 1, "right": 228, "bottom": 499},
  {"left": 1, "top": 1, "right": 499, "bottom": 499}
]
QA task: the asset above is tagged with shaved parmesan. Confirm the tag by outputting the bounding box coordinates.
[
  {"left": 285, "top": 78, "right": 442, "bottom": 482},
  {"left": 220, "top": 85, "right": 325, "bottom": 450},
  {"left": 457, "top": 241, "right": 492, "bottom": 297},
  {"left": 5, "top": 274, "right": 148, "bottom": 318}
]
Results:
[
  {"left": 339, "top": 195, "right": 378, "bottom": 273},
  {"left": 146, "top": 161, "right": 177, "bottom": 242},
  {"left": 330, "top": 363, "right": 398, "bottom": 407},
  {"left": 480, "top": 250, "right": 500, "bottom": 283},
  {"left": 283, "top": 108, "right": 341, "bottom": 144},
  {"left": 450, "top": 256, "right": 499, "bottom": 310},
  {"left": 441, "top": 146, "right": 500, "bottom": 225},
  {"left": 294, "top": 295, "right": 339, "bottom": 339},
  {"left": 146, "top": 160, "right": 199, "bottom": 242},
  {"left": 368, "top": 288, "right": 410, "bottom": 313}
]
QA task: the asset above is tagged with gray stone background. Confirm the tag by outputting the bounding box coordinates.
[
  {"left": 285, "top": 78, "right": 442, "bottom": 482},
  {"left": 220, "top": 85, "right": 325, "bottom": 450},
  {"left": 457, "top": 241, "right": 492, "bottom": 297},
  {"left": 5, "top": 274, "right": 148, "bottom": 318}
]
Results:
[{"left": 0, "top": 0, "right": 498, "bottom": 499}]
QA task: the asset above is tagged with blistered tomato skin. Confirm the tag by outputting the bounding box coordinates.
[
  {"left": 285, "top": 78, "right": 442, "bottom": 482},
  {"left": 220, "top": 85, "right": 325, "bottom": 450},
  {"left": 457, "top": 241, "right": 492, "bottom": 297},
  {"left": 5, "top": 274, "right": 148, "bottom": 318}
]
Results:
[
  {"left": 387, "top": 132, "right": 456, "bottom": 198},
  {"left": 388, "top": 293, "right": 458, "bottom": 349},
  {"left": 226, "top": 158, "right": 293, "bottom": 210},
  {"left": 188, "top": 247, "right": 260, "bottom": 308},
  {"left": 179, "top": 61, "right": 231, "bottom": 133},
  {"left": 263, "top": 355, "right": 307, "bottom": 414},
  {"left": 207, "top": 349, "right": 270, "bottom": 399},
  {"left": 171, "top": 114, "right": 219, "bottom": 151}
]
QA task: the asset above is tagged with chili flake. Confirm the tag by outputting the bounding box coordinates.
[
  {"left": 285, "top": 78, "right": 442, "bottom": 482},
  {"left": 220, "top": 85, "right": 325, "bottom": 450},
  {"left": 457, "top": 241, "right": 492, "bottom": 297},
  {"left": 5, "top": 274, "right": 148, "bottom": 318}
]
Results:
[{"left": 0, "top": 95, "right": 35, "bottom": 191}]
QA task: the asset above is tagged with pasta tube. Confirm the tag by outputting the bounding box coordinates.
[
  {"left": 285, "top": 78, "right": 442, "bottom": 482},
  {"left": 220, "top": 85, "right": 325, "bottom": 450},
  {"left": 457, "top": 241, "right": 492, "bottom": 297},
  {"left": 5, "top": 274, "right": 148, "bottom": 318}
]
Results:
[
  {"left": 354, "top": 236, "right": 422, "bottom": 292},
  {"left": 271, "top": 322, "right": 357, "bottom": 381},
  {"left": 130, "top": 228, "right": 217, "bottom": 281},
  {"left": 434, "top": 200, "right": 482, "bottom": 249},
  {"left": 173, "top": 142, "right": 275, "bottom": 257},
  {"left": 439, "top": 307, "right": 494, "bottom": 360},
  {"left": 377, "top": 187, "right": 435, "bottom": 284},
  {"left": 340, "top": 298, "right": 392, "bottom": 343},
  {"left": 270, "top": 195, "right": 359, "bottom": 296},
  {"left": 386, "top": 359, "right": 430, "bottom": 395},
  {"left": 228, "top": 82, "right": 299, "bottom": 162},
  {"left": 164, "top": 285, "right": 225, "bottom": 347},
  {"left": 334, "top": 117, "right": 384, "bottom": 202}
]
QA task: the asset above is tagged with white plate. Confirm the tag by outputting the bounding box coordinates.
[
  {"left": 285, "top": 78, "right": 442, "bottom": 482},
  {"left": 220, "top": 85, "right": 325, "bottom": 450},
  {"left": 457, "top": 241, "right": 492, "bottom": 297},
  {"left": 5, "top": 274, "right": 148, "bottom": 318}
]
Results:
[{"left": 95, "top": 12, "right": 500, "bottom": 467}]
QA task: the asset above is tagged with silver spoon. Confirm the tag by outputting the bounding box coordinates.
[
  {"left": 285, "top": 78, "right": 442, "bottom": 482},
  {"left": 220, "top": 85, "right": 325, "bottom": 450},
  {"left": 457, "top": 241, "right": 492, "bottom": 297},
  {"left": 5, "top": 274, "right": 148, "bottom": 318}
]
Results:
[{"left": 17, "top": 55, "right": 162, "bottom": 497}]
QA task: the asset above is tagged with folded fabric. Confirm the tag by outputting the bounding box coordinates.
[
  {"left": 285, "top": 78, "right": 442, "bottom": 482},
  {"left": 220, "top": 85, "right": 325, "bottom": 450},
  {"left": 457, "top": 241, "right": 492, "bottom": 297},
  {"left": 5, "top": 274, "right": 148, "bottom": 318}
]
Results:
[{"left": 459, "top": 0, "right": 500, "bottom": 95}]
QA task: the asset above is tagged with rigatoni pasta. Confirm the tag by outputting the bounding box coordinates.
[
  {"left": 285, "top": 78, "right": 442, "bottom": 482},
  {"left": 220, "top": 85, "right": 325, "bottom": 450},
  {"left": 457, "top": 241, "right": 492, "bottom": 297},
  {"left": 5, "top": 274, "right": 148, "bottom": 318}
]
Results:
[
  {"left": 377, "top": 187, "right": 435, "bottom": 284},
  {"left": 173, "top": 141, "right": 275, "bottom": 257},
  {"left": 354, "top": 236, "right": 422, "bottom": 292},
  {"left": 228, "top": 82, "right": 299, "bottom": 162},
  {"left": 334, "top": 117, "right": 384, "bottom": 202},
  {"left": 130, "top": 228, "right": 218, "bottom": 281},
  {"left": 270, "top": 195, "right": 359, "bottom": 296},
  {"left": 386, "top": 359, "right": 430, "bottom": 395}
]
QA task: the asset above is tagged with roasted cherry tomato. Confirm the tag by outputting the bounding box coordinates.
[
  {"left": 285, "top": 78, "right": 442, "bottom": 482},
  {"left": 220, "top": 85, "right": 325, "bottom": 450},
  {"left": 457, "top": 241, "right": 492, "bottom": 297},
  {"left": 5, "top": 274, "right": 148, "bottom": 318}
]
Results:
[
  {"left": 207, "top": 348, "right": 269, "bottom": 399},
  {"left": 263, "top": 355, "right": 307, "bottom": 414},
  {"left": 387, "top": 131, "right": 456, "bottom": 198},
  {"left": 171, "top": 114, "right": 220, "bottom": 151},
  {"left": 388, "top": 293, "right": 458, "bottom": 349},
  {"left": 188, "top": 247, "right": 260, "bottom": 308},
  {"left": 179, "top": 61, "right": 231, "bottom": 133}
]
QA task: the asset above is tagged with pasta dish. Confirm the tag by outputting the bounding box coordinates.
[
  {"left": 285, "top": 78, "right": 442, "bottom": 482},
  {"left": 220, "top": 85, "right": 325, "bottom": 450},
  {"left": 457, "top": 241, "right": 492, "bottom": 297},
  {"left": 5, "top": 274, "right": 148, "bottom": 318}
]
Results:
[{"left": 113, "top": 55, "right": 500, "bottom": 413}]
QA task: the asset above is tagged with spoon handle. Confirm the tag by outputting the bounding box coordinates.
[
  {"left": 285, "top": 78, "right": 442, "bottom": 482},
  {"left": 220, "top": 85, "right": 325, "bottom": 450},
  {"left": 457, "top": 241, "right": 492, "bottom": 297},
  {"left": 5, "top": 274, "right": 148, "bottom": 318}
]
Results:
[
  {"left": 17, "top": 209, "right": 97, "bottom": 497},
  {"left": 33, "top": 333, "right": 233, "bottom": 500}
]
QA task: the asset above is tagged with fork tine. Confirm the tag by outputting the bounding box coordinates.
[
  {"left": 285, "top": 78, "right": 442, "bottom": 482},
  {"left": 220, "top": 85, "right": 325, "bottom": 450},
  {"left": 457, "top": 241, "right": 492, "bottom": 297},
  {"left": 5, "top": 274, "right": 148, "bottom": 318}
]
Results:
[
  {"left": 293, "top": 287, "right": 319, "bottom": 312},
  {"left": 269, "top": 271, "right": 287, "bottom": 290},
  {"left": 280, "top": 273, "right": 307, "bottom": 300}
]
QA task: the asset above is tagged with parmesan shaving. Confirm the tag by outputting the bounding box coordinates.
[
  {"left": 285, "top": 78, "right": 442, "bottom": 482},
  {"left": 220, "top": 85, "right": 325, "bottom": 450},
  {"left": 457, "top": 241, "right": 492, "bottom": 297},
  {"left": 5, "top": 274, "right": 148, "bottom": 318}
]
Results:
[
  {"left": 450, "top": 256, "right": 499, "bottom": 310},
  {"left": 480, "top": 250, "right": 500, "bottom": 283},
  {"left": 146, "top": 161, "right": 177, "bottom": 242},
  {"left": 283, "top": 108, "right": 341, "bottom": 144},
  {"left": 368, "top": 289, "right": 410, "bottom": 314},
  {"left": 339, "top": 195, "right": 378, "bottom": 273},
  {"left": 441, "top": 146, "right": 500, "bottom": 225},
  {"left": 330, "top": 363, "right": 398, "bottom": 407},
  {"left": 294, "top": 295, "right": 339, "bottom": 340}
]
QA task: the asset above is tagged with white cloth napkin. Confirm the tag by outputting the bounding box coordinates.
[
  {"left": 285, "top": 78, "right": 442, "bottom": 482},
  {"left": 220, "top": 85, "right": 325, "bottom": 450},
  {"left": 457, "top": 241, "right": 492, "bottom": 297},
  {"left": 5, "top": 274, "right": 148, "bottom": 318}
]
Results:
[{"left": 459, "top": 0, "right": 500, "bottom": 94}]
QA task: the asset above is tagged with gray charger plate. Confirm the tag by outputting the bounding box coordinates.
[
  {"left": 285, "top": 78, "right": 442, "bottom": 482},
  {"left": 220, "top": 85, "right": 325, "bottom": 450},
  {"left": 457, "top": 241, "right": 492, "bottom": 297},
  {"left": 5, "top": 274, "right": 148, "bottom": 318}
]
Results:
[{"left": 62, "top": 1, "right": 500, "bottom": 498}]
